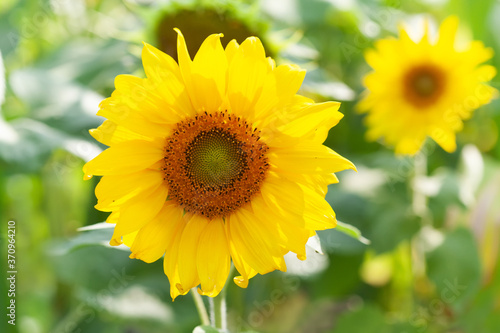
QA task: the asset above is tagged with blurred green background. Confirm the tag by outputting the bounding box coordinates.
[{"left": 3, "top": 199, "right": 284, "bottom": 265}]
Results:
[{"left": 1, "top": 0, "right": 499, "bottom": 332}]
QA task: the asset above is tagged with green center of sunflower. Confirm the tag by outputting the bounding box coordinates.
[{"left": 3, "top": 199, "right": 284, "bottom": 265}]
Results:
[
  {"left": 186, "top": 129, "right": 243, "bottom": 189},
  {"left": 163, "top": 111, "right": 269, "bottom": 219},
  {"left": 403, "top": 65, "right": 445, "bottom": 108},
  {"left": 412, "top": 73, "right": 436, "bottom": 97}
]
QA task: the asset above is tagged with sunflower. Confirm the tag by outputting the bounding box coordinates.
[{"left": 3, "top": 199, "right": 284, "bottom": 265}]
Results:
[
  {"left": 358, "top": 16, "right": 497, "bottom": 155},
  {"left": 83, "top": 29, "right": 355, "bottom": 299}
]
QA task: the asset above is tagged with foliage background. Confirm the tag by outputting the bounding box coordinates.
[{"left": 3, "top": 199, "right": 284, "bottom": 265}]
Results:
[{"left": 1, "top": 0, "right": 499, "bottom": 332}]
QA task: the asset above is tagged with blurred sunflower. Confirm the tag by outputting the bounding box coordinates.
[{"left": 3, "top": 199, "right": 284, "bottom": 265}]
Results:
[
  {"left": 358, "top": 16, "right": 497, "bottom": 155},
  {"left": 83, "top": 30, "right": 355, "bottom": 299},
  {"left": 154, "top": 6, "right": 270, "bottom": 61}
]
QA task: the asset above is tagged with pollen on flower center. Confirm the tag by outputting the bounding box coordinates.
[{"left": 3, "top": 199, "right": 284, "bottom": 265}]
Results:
[
  {"left": 403, "top": 65, "right": 446, "bottom": 107},
  {"left": 163, "top": 111, "right": 270, "bottom": 219}
]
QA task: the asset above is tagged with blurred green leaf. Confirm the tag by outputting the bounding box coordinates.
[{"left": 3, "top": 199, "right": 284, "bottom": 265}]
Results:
[
  {"left": 307, "top": 251, "right": 365, "bottom": 298},
  {"left": 0, "top": 118, "right": 67, "bottom": 171},
  {"left": 336, "top": 220, "right": 370, "bottom": 245},
  {"left": 49, "top": 222, "right": 114, "bottom": 256},
  {"left": 0, "top": 118, "right": 102, "bottom": 172},
  {"left": 427, "top": 169, "right": 463, "bottom": 229},
  {"left": 458, "top": 283, "right": 500, "bottom": 333},
  {"left": 368, "top": 200, "right": 420, "bottom": 254},
  {"left": 9, "top": 67, "right": 103, "bottom": 133},
  {"left": 327, "top": 178, "right": 419, "bottom": 254},
  {"left": 426, "top": 227, "right": 482, "bottom": 307},
  {"left": 333, "top": 303, "right": 389, "bottom": 333},
  {"left": 318, "top": 228, "right": 367, "bottom": 255}
]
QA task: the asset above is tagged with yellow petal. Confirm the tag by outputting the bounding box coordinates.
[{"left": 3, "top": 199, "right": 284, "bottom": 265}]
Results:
[
  {"left": 258, "top": 173, "right": 337, "bottom": 231},
  {"left": 295, "top": 173, "right": 338, "bottom": 196},
  {"left": 300, "top": 184, "right": 338, "bottom": 230},
  {"left": 476, "top": 64, "right": 497, "bottom": 82},
  {"left": 429, "top": 128, "right": 457, "bottom": 153},
  {"left": 176, "top": 29, "right": 227, "bottom": 112},
  {"left": 95, "top": 169, "right": 163, "bottom": 211},
  {"left": 123, "top": 231, "right": 138, "bottom": 247},
  {"left": 98, "top": 96, "right": 172, "bottom": 139},
  {"left": 254, "top": 64, "right": 306, "bottom": 125},
  {"left": 437, "top": 16, "right": 459, "bottom": 50},
  {"left": 163, "top": 213, "right": 189, "bottom": 300},
  {"left": 175, "top": 28, "right": 193, "bottom": 82},
  {"left": 252, "top": 195, "right": 309, "bottom": 260},
  {"left": 142, "top": 42, "right": 196, "bottom": 119},
  {"left": 130, "top": 202, "right": 184, "bottom": 263},
  {"left": 267, "top": 57, "right": 276, "bottom": 71},
  {"left": 90, "top": 120, "right": 151, "bottom": 146},
  {"left": 176, "top": 214, "right": 209, "bottom": 294},
  {"left": 464, "top": 42, "right": 495, "bottom": 67},
  {"left": 108, "top": 211, "right": 122, "bottom": 246},
  {"left": 141, "top": 42, "right": 182, "bottom": 84},
  {"left": 364, "top": 49, "right": 384, "bottom": 70},
  {"left": 279, "top": 221, "right": 309, "bottom": 260},
  {"left": 226, "top": 208, "right": 285, "bottom": 274},
  {"left": 83, "top": 139, "right": 164, "bottom": 179},
  {"left": 227, "top": 36, "right": 270, "bottom": 118},
  {"left": 279, "top": 101, "right": 343, "bottom": 142},
  {"left": 110, "top": 184, "right": 168, "bottom": 244},
  {"left": 233, "top": 266, "right": 258, "bottom": 288},
  {"left": 269, "top": 140, "right": 356, "bottom": 176},
  {"left": 106, "top": 211, "right": 120, "bottom": 225},
  {"left": 228, "top": 239, "right": 258, "bottom": 288},
  {"left": 99, "top": 74, "right": 183, "bottom": 134},
  {"left": 225, "top": 39, "right": 240, "bottom": 64},
  {"left": 258, "top": 173, "right": 305, "bottom": 226},
  {"left": 197, "top": 219, "right": 231, "bottom": 297},
  {"left": 115, "top": 74, "right": 195, "bottom": 125},
  {"left": 394, "top": 137, "right": 424, "bottom": 155}
]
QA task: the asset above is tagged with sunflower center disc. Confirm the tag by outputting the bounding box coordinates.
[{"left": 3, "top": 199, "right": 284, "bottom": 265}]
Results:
[
  {"left": 186, "top": 129, "right": 243, "bottom": 188},
  {"left": 404, "top": 65, "right": 445, "bottom": 107},
  {"left": 163, "top": 111, "right": 270, "bottom": 219},
  {"left": 412, "top": 73, "right": 436, "bottom": 97}
]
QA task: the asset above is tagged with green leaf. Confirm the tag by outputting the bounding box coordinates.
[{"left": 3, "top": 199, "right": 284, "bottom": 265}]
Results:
[
  {"left": 459, "top": 283, "right": 500, "bottom": 333},
  {"left": 49, "top": 222, "right": 114, "bottom": 256},
  {"left": 307, "top": 251, "right": 365, "bottom": 298},
  {"left": 334, "top": 303, "right": 389, "bottom": 333},
  {"left": 0, "top": 118, "right": 102, "bottom": 172},
  {"left": 9, "top": 67, "right": 103, "bottom": 134},
  {"left": 426, "top": 227, "right": 481, "bottom": 307},
  {"left": 336, "top": 220, "right": 370, "bottom": 245},
  {"left": 193, "top": 325, "right": 220, "bottom": 333},
  {"left": 317, "top": 227, "right": 366, "bottom": 255}
]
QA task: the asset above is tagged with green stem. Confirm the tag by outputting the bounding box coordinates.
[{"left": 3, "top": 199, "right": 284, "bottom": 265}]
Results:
[
  {"left": 210, "top": 265, "right": 234, "bottom": 332},
  {"left": 411, "top": 151, "right": 430, "bottom": 279},
  {"left": 211, "top": 290, "right": 226, "bottom": 331},
  {"left": 191, "top": 288, "right": 210, "bottom": 326},
  {"left": 412, "top": 152, "right": 428, "bottom": 220}
]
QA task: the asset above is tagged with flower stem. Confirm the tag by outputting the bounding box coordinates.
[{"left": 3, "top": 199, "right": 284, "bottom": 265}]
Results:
[
  {"left": 411, "top": 151, "right": 430, "bottom": 279},
  {"left": 210, "top": 290, "right": 226, "bottom": 331},
  {"left": 191, "top": 288, "right": 210, "bottom": 326},
  {"left": 209, "top": 265, "right": 234, "bottom": 332},
  {"left": 412, "top": 152, "right": 428, "bottom": 220}
]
